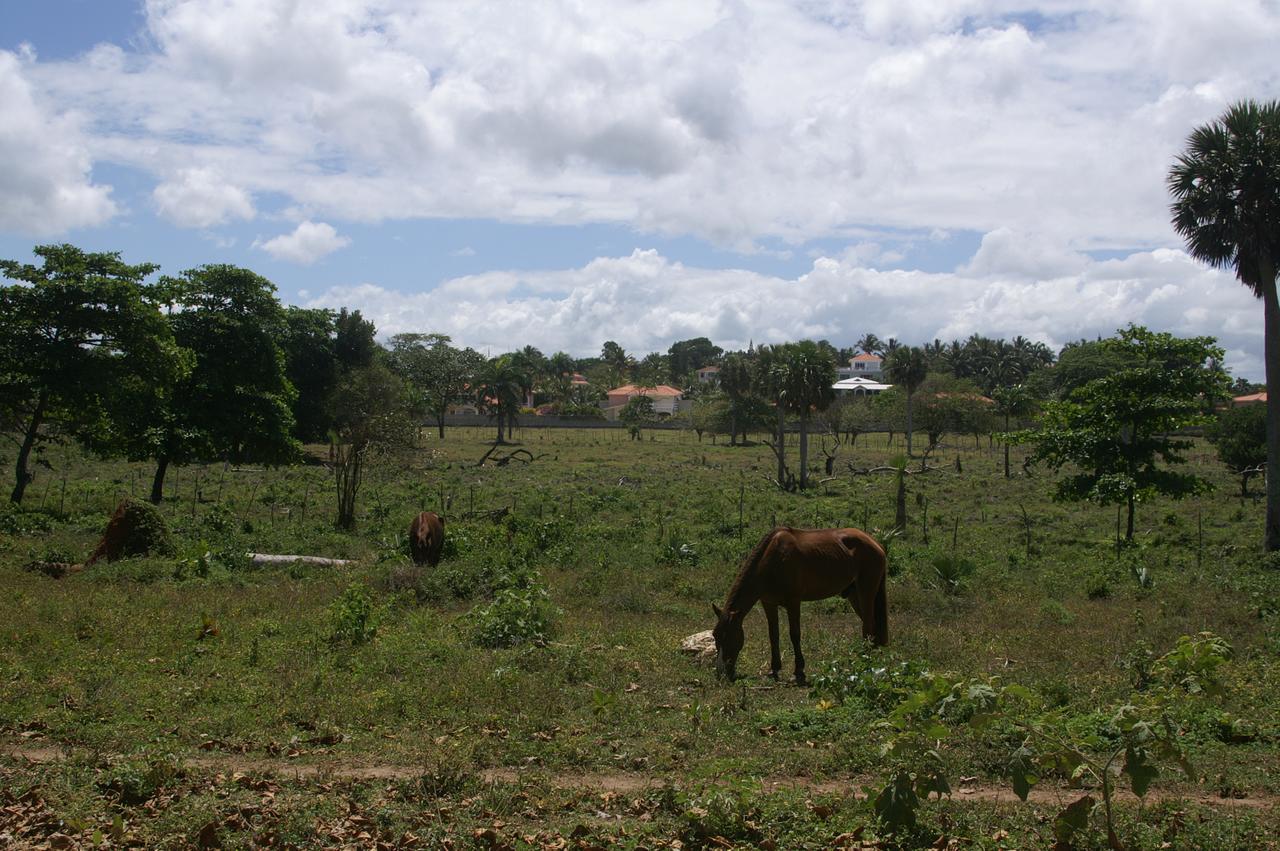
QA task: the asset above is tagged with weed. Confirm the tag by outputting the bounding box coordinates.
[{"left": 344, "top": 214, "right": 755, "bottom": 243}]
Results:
[
  {"left": 328, "top": 583, "right": 379, "bottom": 646},
  {"left": 465, "top": 585, "right": 558, "bottom": 648}
]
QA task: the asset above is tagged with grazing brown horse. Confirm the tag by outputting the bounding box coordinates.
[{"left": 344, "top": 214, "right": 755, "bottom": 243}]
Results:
[
  {"left": 711, "top": 526, "right": 887, "bottom": 684},
  {"left": 408, "top": 511, "right": 445, "bottom": 566}
]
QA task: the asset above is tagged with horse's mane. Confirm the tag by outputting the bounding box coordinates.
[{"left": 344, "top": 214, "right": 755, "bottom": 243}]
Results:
[{"left": 723, "top": 527, "right": 779, "bottom": 611}]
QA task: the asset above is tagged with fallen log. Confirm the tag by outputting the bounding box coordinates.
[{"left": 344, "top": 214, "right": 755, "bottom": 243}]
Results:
[{"left": 245, "top": 553, "right": 356, "bottom": 567}]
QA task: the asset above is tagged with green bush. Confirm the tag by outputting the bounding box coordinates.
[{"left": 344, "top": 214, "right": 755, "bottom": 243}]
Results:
[
  {"left": 928, "top": 553, "right": 975, "bottom": 594},
  {"left": 102, "top": 498, "right": 175, "bottom": 560},
  {"left": 809, "top": 646, "right": 930, "bottom": 711},
  {"left": 98, "top": 752, "right": 183, "bottom": 805},
  {"left": 0, "top": 504, "right": 55, "bottom": 535},
  {"left": 1084, "top": 568, "right": 1111, "bottom": 599},
  {"left": 328, "top": 583, "right": 378, "bottom": 646},
  {"left": 466, "top": 585, "right": 558, "bottom": 648}
]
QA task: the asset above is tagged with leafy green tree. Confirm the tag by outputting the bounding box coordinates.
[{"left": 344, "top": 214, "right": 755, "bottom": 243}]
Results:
[
  {"left": 389, "top": 333, "right": 484, "bottom": 439},
  {"left": 634, "top": 352, "right": 670, "bottom": 387},
  {"left": 782, "top": 340, "right": 837, "bottom": 488},
  {"left": 1011, "top": 327, "right": 1228, "bottom": 541},
  {"left": 912, "top": 375, "right": 992, "bottom": 467},
  {"left": 667, "top": 336, "right": 722, "bottom": 384},
  {"left": 1169, "top": 99, "right": 1280, "bottom": 550},
  {"left": 334, "top": 307, "right": 378, "bottom": 370},
  {"left": 1207, "top": 404, "right": 1268, "bottom": 497},
  {"left": 280, "top": 307, "right": 339, "bottom": 443},
  {"left": 141, "top": 265, "right": 299, "bottom": 502},
  {"left": 328, "top": 363, "right": 415, "bottom": 530},
  {"left": 619, "top": 394, "right": 656, "bottom": 440},
  {"left": 0, "top": 244, "right": 183, "bottom": 503},
  {"left": 719, "top": 352, "right": 754, "bottom": 446},
  {"left": 884, "top": 346, "right": 929, "bottom": 456},
  {"left": 1047, "top": 339, "right": 1135, "bottom": 399}
]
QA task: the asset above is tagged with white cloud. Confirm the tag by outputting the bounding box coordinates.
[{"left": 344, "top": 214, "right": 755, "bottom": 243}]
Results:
[
  {"left": 302, "top": 245, "right": 1266, "bottom": 379},
  {"left": 0, "top": 51, "right": 116, "bottom": 234},
  {"left": 12, "top": 1, "right": 1278, "bottom": 249},
  {"left": 254, "top": 221, "right": 350, "bottom": 264},
  {"left": 153, "top": 167, "right": 254, "bottom": 227}
]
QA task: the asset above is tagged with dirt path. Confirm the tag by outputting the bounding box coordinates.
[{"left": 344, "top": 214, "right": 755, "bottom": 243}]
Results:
[{"left": 4, "top": 741, "right": 1273, "bottom": 811}]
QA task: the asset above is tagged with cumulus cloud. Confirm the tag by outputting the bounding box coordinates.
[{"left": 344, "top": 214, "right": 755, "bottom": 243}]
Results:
[
  {"left": 153, "top": 167, "right": 254, "bottom": 227},
  {"left": 302, "top": 245, "right": 1265, "bottom": 379},
  {"left": 0, "top": 51, "right": 116, "bottom": 234},
  {"left": 254, "top": 221, "right": 350, "bottom": 264},
  {"left": 11, "top": 1, "right": 1277, "bottom": 249}
]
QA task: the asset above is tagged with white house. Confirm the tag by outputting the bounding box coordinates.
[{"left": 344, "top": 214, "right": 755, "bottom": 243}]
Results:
[
  {"left": 832, "top": 376, "right": 892, "bottom": 396},
  {"left": 838, "top": 353, "right": 884, "bottom": 380},
  {"left": 604, "top": 383, "right": 684, "bottom": 416}
]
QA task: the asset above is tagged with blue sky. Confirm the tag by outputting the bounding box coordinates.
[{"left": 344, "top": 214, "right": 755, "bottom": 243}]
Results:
[{"left": 1, "top": 1, "right": 1277, "bottom": 377}]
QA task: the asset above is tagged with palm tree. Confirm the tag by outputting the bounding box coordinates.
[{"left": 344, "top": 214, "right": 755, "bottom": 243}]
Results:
[
  {"left": 884, "top": 346, "right": 929, "bottom": 456},
  {"left": 1170, "top": 99, "right": 1280, "bottom": 550},
  {"left": 991, "top": 384, "right": 1033, "bottom": 479},
  {"left": 546, "top": 351, "right": 576, "bottom": 406},
  {"left": 856, "top": 333, "right": 883, "bottom": 355},
  {"left": 783, "top": 341, "right": 837, "bottom": 488},
  {"left": 476, "top": 355, "right": 525, "bottom": 444},
  {"left": 754, "top": 344, "right": 791, "bottom": 485},
  {"left": 601, "top": 340, "right": 635, "bottom": 388}
]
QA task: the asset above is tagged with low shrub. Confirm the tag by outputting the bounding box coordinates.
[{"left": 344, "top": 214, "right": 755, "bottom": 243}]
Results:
[{"left": 466, "top": 585, "right": 558, "bottom": 648}]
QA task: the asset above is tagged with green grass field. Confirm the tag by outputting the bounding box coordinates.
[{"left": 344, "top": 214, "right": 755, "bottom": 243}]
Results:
[{"left": 3, "top": 425, "right": 1279, "bottom": 849}]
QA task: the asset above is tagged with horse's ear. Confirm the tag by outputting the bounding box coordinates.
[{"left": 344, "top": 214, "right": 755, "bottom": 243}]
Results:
[{"left": 711, "top": 603, "right": 723, "bottom": 620}]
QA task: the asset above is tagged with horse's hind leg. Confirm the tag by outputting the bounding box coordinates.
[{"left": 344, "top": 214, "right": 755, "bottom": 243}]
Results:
[
  {"left": 786, "top": 600, "right": 805, "bottom": 685},
  {"left": 763, "top": 601, "right": 782, "bottom": 680},
  {"left": 855, "top": 576, "right": 881, "bottom": 646}
]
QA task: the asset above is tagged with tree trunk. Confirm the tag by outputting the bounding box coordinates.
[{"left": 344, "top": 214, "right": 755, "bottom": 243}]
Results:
[
  {"left": 905, "top": 392, "right": 915, "bottom": 456},
  {"left": 495, "top": 410, "right": 505, "bottom": 444},
  {"left": 894, "top": 466, "right": 907, "bottom": 530},
  {"left": 775, "top": 402, "right": 786, "bottom": 484},
  {"left": 150, "top": 456, "right": 170, "bottom": 504},
  {"left": 436, "top": 409, "right": 446, "bottom": 440},
  {"left": 1126, "top": 490, "right": 1135, "bottom": 542},
  {"left": 1003, "top": 412, "right": 1011, "bottom": 479},
  {"left": 1265, "top": 270, "right": 1280, "bottom": 551},
  {"left": 799, "top": 415, "right": 809, "bottom": 489},
  {"left": 10, "top": 390, "right": 48, "bottom": 503},
  {"left": 334, "top": 443, "right": 362, "bottom": 530}
]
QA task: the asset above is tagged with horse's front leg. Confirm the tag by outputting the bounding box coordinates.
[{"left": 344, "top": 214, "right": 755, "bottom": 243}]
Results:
[
  {"left": 786, "top": 600, "right": 805, "bottom": 685},
  {"left": 763, "top": 602, "right": 782, "bottom": 679}
]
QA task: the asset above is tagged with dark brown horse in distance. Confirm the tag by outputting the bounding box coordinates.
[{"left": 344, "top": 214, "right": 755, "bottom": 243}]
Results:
[
  {"left": 711, "top": 526, "right": 887, "bottom": 684},
  {"left": 409, "top": 511, "right": 445, "bottom": 566}
]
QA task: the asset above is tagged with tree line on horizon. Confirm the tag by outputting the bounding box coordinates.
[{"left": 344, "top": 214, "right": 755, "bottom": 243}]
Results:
[
  {"left": 0, "top": 240, "right": 1254, "bottom": 534},
  {"left": 1, "top": 100, "right": 1278, "bottom": 549}
]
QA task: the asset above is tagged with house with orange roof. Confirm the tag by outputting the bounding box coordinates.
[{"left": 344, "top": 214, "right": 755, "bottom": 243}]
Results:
[
  {"left": 838, "top": 353, "right": 883, "bottom": 379},
  {"left": 1233, "top": 392, "right": 1268, "bottom": 407},
  {"left": 696, "top": 365, "right": 720, "bottom": 384},
  {"left": 605, "top": 384, "right": 684, "bottom": 416}
]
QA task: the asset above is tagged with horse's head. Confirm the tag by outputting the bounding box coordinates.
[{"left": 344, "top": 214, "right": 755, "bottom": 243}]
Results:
[{"left": 710, "top": 603, "right": 743, "bottom": 681}]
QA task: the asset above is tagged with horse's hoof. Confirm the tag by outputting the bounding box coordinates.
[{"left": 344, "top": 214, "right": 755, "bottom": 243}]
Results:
[{"left": 794, "top": 674, "right": 807, "bottom": 687}]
